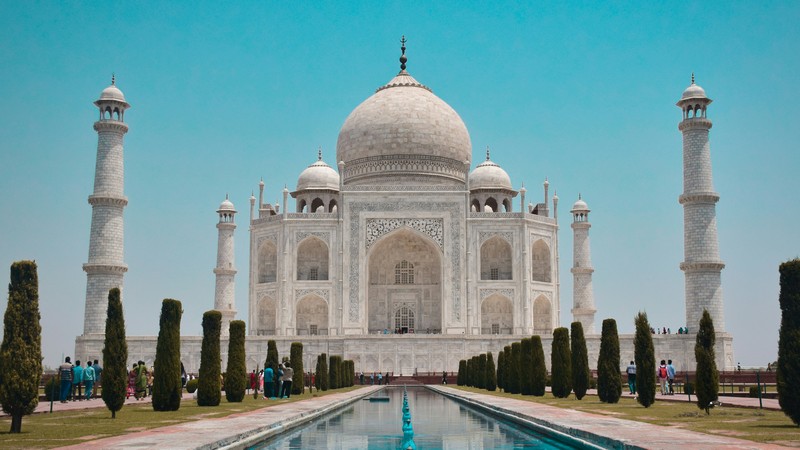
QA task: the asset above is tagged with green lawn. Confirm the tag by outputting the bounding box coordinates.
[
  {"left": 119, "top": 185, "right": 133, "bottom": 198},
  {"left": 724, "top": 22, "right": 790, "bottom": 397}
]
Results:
[
  {"left": 452, "top": 386, "right": 800, "bottom": 446},
  {"left": 0, "top": 387, "right": 361, "bottom": 449}
]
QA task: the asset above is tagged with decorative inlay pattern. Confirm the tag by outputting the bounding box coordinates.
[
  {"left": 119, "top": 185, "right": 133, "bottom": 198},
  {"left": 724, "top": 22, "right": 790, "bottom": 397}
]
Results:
[
  {"left": 479, "top": 288, "right": 515, "bottom": 301},
  {"left": 296, "top": 231, "right": 330, "bottom": 245},
  {"left": 531, "top": 290, "right": 551, "bottom": 301},
  {"left": 479, "top": 231, "right": 513, "bottom": 245},
  {"left": 256, "top": 233, "right": 277, "bottom": 249},
  {"left": 365, "top": 219, "right": 443, "bottom": 250},
  {"left": 295, "top": 289, "right": 330, "bottom": 302},
  {"left": 348, "top": 201, "right": 462, "bottom": 323}
]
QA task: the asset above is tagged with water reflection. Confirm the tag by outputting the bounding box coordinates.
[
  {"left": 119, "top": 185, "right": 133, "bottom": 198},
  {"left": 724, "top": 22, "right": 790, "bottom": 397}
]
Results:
[{"left": 250, "top": 387, "right": 576, "bottom": 449}]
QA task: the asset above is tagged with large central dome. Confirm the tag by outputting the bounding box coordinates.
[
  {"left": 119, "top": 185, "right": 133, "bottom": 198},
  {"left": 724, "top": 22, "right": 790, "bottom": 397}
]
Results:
[{"left": 336, "top": 67, "right": 472, "bottom": 186}]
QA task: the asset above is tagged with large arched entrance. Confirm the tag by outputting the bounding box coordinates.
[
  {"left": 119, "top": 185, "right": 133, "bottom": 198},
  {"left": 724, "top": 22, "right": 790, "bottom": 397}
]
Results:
[
  {"left": 480, "top": 294, "right": 513, "bottom": 334},
  {"left": 367, "top": 228, "right": 442, "bottom": 333},
  {"left": 295, "top": 294, "right": 328, "bottom": 335}
]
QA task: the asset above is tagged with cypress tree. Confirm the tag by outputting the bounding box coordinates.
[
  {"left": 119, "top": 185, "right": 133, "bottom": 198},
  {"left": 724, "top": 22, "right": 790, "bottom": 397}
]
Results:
[
  {"left": 571, "top": 322, "right": 591, "bottom": 400},
  {"left": 225, "top": 320, "right": 247, "bottom": 402},
  {"left": 695, "top": 309, "right": 719, "bottom": 414},
  {"left": 315, "top": 355, "right": 323, "bottom": 390},
  {"left": 457, "top": 359, "right": 466, "bottom": 386},
  {"left": 520, "top": 338, "right": 534, "bottom": 395},
  {"left": 531, "top": 336, "right": 547, "bottom": 396},
  {"left": 486, "top": 352, "right": 497, "bottom": 391},
  {"left": 778, "top": 259, "right": 800, "bottom": 424},
  {"left": 472, "top": 356, "right": 479, "bottom": 387},
  {"left": 596, "top": 319, "right": 621, "bottom": 403},
  {"left": 265, "top": 340, "right": 279, "bottom": 397},
  {"left": 634, "top": 312, "right": 656, "bottom": 407},
  {"left": 477, "top": 354, "right": 487, "bottom": 389},
  {"left": 329, "top": 355, "right": 340, "bottom": 389},
  {"left": 102, "top": 288, "right": 128, "bottom": 418},
  {"left": 290, "top": 342, "right": 304, "bottom": 395},
  {"left": 152, "top": 299, "right": 183, "bottom": 411},
  {"left": 197, "top": 310, "right": 222, "bottom": 406},
  {"left": 502, "top": 345, "right": 512, "bottom": 392},
  {"left": 496, "top": 351, "right": 504, "bottom": 391},
  {"left": 551, "top": 327, "right": 572, "bottom": 398},
  {"left": 509, "top": 342, "right": 522, "bottom": 394},
  {"left": 0, "top": 261, "right": 41, "bottom": 433},
  {"left": 466, "top": 358, "right": 473, "bottom": 387},
  {"left": 347, "top": 361, "right": 354, "bottom": 386},
  {"left": 319, "top": 353, "right": 329, "bottom": 391}
]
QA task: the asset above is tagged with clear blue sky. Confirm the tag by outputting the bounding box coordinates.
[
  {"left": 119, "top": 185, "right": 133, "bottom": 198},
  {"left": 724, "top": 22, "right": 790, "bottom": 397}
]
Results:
[{"left": 1, "top": 1, "right": 798, "bottom": 368}]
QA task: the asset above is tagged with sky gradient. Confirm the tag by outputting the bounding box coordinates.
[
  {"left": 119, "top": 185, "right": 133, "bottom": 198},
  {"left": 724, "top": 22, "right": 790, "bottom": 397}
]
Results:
[{"left": 1, "top": 1, "right": 798, "bottom": 368}]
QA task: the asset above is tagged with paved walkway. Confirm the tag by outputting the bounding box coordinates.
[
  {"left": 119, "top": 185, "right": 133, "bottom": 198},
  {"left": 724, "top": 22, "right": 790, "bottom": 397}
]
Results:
[
  {"left": 431, "top": 386, "right": 789, "bottom": 450},
  {"left": 619, "top": 390, "right": 781, "bottom": 410}
]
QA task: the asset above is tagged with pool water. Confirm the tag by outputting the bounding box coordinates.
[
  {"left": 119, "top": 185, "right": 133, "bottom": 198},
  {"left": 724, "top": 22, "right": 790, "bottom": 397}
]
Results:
[{"left": 250, "top": 387, "right": 586, "bottom": 449}]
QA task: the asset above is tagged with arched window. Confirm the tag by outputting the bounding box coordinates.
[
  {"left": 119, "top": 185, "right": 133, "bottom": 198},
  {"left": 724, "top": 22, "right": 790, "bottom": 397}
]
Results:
[
  {"left": 533, "top": 295, "right": 552, "bottom": 334},
  {"left": 394, "top": 305, "right": 415, "bottom": 332},
  {"left": 297, "top": 199, "right": 307, "bottom": 213},
  {"left": 297, "top": 237, "right": 329, "bottom": 280},
  {"left": 480, "top": 236, "right": 512, "bottom": 280},
  {"left": 311, "top": 198, "right": 325, "bottom": 213},
  {"left": 258, "top": 241, "right": 277, "bottom": 283},
  {"left": 531, "top": 239, "right": 552, "bottom": 282},
  {"left": 485, "top": 197, "right": 498, "bottom": 212},
  {"left": 470, "top": 199, "right": 481, "bottom": 212},
  {"left": 502, "top": 198, "right": 512, "bottom": 212},
  {"left": 394, "top": 260, "right": 414, "bottom": 284},
  {"left": 328, "top": 199, "right": 338, "bottom": 213}
]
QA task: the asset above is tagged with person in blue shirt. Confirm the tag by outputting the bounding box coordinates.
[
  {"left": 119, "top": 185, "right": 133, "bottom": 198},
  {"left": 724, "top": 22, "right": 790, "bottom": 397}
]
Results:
[
  {"left": 72, "top": 360, "right": 84, "bottom": 401},
  {"left": 92, "top": 359, "right": 103, "bottom": 398},
  {"left": 666, "top": 360, "right": 676, "bottom": 395},
  {"left": 264, "top": 366, "right": 275, "bottom": 399},
  {"left": 83, "top": 361, "right": 96, "bottom": 400}
]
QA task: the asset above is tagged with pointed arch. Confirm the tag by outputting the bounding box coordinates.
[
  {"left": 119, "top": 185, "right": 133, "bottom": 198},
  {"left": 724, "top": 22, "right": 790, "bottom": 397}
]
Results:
[
  {"left": 470, "top": 198, "right": 481, "bottom": 212},
  {"left": 502, "top": 198, "right": 512, "bottom": 212},
  {"left": 295, "top": 294, "right": 328, "bottom": 335},
  {"left": 297, "top": 198, "right": 307, "bottom": 213},
  {"left": 328, "top": 199, "right": 338, "bottom": 213},
  {"left": 481, "top": 294, "right": 513, "bottom": 334},
  {"left": 258, "top": 241, "right": 277, "bottom": 283},
  {"left": 533, "top": 295, "right": 552, "bottom": 334},
  {"left": 258, "top": 296, "right": 276, "bottom": 335},
  {"left": 480, "top": 236, "right": 513, "bottom": 280},
  {"left": 485, "top": 197, "right": 498, "bottom": 212},
  {"left": 311, "top": 198, "right": 325, "bottom": 213},
  {"left": 531, "top": 239, "right": 552, "bottom": 282},
  {"left": 297, "top": 237, "right": 329, "bottom": 280}
]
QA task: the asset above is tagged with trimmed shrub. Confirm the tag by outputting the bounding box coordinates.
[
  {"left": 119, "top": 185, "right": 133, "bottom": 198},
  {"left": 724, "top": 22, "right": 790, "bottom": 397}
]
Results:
[
  {"left": 749, "top": 386, "right": 760, "bottom": 398},
  {"left": 496, "top": 351, "right": 504, "bottom": 391},
  {"left": 486, "top": 352, "right": 497, "bottom": 392},
  {"left": 186, "top": 378, "right": 198, "bottom": 393},
  {"left": 290, "top": 343, "right": 304, "bottom": 395},
  {"left": 571, "top": 322, "right": 590, "bottom": 400},
  {"left": 477, "top": 354, "right": 487, "bottom": 389},
  {"left": 457, "top": 360, "right": 466, "bottom": 386},
  {"left": 329, "top": 355, "right": 341, "bottom": 389},
  {"left": 508, "top": 342, "right": 522, "bottom": 394},
  {"left": 634, "top": 312, "right": 656, "bottom": 407},
  {"left": 695, "top": 309, "right": 719, "bottom": 414},
  {"left": 101, "top": 288, "right": 128, "bottom": 418},
  {"left": 265, "top": 340, "right": 280, "bottom": 397},
  {"left": 596, "top": 318, "right": 622, "bottom": 403},
  {"left": 225, "top": 321, "right": 247, "bottom": 402},
  {"left": 319, "top": 353, "right": 329, "bottom": 391},
  {"left": 315, "top": 355, "right": 323, "bottom": 390},
  {"left": 520, "top": 338, "right": 534, "bottom": 395},
  {"left": 0, "top": 261, "right": 42, "bottom": 433},
  {"left": 778, "top": 259, "right": 800, "bottom": 424},
  {"left": 153, "top": 299, "right": 183, "bottom": 411},
  {"left": 197, "top": 310, "right": 222, "bottom": 406},
  {"left": 551, "top": 327, "right": 572, "bottom": 398},
  {"left": 531, "top": 336, "right": 547, "bottom": 396},
  {"left": 466, "top": 358, "right": 473, "bottom": 387},
  {"left": 502, "top": 345, "right": 512, "bottom": 392}
]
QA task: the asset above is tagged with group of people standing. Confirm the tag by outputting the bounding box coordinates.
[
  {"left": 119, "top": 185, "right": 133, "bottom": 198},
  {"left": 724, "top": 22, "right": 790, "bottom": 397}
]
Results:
[
  {"left": 127, "top": 361, "right": 151, "bottom": 400},
  {"left": 58, "top": 356, "right": 102, "bottom": 402},
  {"left": 248, "top": 361, "right": 295, "bottom": 399},
  {"left": 358, "top": 371, "right": 390, "bottom": 385},
  {"left": 625, "top": 359, "right": 677, "bottom": 396}
]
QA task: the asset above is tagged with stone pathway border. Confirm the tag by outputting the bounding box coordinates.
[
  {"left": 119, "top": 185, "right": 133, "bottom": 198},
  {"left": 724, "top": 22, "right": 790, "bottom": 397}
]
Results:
[{"left": 430, "top": 386, "right": 788, "bottom": 450}]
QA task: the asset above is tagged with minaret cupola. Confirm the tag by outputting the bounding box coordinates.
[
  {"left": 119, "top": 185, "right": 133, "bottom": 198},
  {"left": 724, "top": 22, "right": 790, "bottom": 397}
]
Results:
[
  {"left": 468, "top": 146, "right": 517, "bottom": 212},
  {"left": 95, "top": 74, "right": 130, "bottom": 122}
]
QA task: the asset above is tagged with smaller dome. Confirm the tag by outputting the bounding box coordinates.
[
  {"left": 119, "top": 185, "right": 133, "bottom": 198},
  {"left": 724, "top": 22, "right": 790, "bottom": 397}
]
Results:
[
  {"left": 571, "top": 196, "right": 589, "bottom": 213},
  {"left": 681, "top": 83, "right": 706, "bottom": 100},
  {"left": 296, "top": 155, "right": 340, "bottom": 192},
  {"left": 99, "top": 84, "right": 126, "bottom": 103},
  {"left": 469, "top": 149, "right": 512, "bottom": 191},
  {"left": 218, "top": 197, "right": 236, "bottom": 212}
]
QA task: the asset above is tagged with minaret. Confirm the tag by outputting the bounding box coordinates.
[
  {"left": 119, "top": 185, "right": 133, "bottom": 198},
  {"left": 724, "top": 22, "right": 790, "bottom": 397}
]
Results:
[
  {"left": 677, "top": 74, "right": 725, "bottom": 332},
  {"left": 214, "top": 196, "right": 237, "bottom": 336},
  {"left": 570, "top": 195, "right": 596, "bottom": 334},
  {"left": 82, "top": 76, "right": 130, "bottom": 335}
]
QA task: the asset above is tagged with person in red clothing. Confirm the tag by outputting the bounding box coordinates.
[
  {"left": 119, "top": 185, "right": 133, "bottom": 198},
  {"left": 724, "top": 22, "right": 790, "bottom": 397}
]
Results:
[{"left": 249, "top": 370, "right": 256, "bottom": 395}]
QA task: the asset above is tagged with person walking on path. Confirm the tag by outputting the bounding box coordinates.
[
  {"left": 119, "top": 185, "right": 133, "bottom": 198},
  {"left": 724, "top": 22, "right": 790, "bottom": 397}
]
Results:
[
  {"left": 249, "top": 370, "right": 256, "bottom": 395},
  {"left": 264, "top": 365, "right": 274, "bottom": 399},
  {"left": 385, "top": 372, "right": 390, "bottom": 385},
  {"left": 258, "top": 369, "right": 264, "bottom": 395},
  {"left": 666, "top": 360, "right": 676, "bottom": 395},
  {"left": 83, "top": 361, "right": 96, "bottom": 400},
  {"left": 92, "top": 359, "right": 102, "bottom": 398},
  {"left": 72, "top": 360, "right": 84, "bottom": 401},
  {"left": 135, "top": 361, "right": 148, "bottom": 400},
  {"left": 276, "top": 365, "right": 284, "bottom": 399},
  {"left": 59, "top": 357, "right": 74, "bottom": 403},
  {"left": 280, "top": 362, "right": 294, "bottom": 398},
  {"left": 626, "top": 361, "right": 637, "bottom": 395},
  {"left": 657, "top": 360, "right": 668, "bottom": 395},
  {"left": 127, "top": 364, "right": 137, "bottom": 399},
  {"left": 377, "top": 372, "right": 383, "bottom": 385}
]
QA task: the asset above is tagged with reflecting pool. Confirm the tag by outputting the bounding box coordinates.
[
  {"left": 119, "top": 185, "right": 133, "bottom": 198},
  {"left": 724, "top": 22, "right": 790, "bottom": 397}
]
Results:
[{"left": 250, "top": 387, "right": 586, "bottom": 449}]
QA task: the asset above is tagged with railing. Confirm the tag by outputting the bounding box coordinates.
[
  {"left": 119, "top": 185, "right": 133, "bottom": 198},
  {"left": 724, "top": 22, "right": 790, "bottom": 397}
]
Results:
[{"left": 296, "top": 329, "right": 329, "bottom": 336}]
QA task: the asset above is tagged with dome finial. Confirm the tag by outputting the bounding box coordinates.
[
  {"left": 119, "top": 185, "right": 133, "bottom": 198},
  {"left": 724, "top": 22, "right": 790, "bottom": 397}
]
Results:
[
  {"left": 225, "top": 193, "right": 229, "bottom": 200},
  {"left": 111, "top": 73, "right": 116, "bottom": 85},
  {"left": 399, "top": 35, "right": 408, "bottom": 71},
  {"left": 578, "top": 192, "right": 582, "bottom": 200},
  {"left": 691, "top": 72, "right": 695, "bottom": 85},
  {"left": 318, "top": 146, "right": 322, "bottom": 161},
  {"left": 485, "top": 146, "right": 490, "bottom": 161}
]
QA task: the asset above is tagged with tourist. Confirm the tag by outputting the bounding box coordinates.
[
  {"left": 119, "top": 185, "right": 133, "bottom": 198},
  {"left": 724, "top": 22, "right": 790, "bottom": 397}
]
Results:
[
  {"left": 93, "top": 359, "right": 103, "bottom": 398},
  {"left": 264, "top": 365, "right": 274, "bottom": 399},
  {"left": 370, "top": 372, "right": 375, "bottom": 385},
  {"left": 767, "top": 362, "right": 772, "bottom": 372},
  {"left": 83, "top": 360, "right": 96, "bottom": 400},
  {"left": 442, "top": 371, "right": 447, "bottom": 385},
  {"left": 359, "top": 371, "right": 364, "bottom": 385},
  {"left": 58, "top": 356, "right": 74, "bottom": 403},
  {"left": 385, "top": 372, "right": 390, "bottom": 385},
  {"left": 657, "top": 360, "right": 668, "bottom": 395},
  {"left": 135, "top": 361, "right": 148, "bottom": 400},
  {"left": 72, "top": 360, "right": 84, "bottom": 401},
  {"left": 666, "top": 360, "right": 676, "bottom": 395},
  {"left": 259, "top": 369, "right": 264, "bottom": 396},
  {"left": 280, "top": 362, "right": 294, "bottom": 398},
  {"left": 626, "top": 361, "right": 636, "bottom": 395},
  {"left": 249, "top": 369, "right": 256, "bottom": 395},
  {"left": 147, "top": 366, "right": 155, "bottom": 396},
  {"left": 377, "top": 372, "right": 383, "bottom": 385},
  {"left": 127, "top": 363, "right": 137, "bottom": 399},
  {"left": 276, "top": 364, "right": 284, "bottom": 398},
  {"left": 180, "top": 362, "right": 187, "bottom": 390}
]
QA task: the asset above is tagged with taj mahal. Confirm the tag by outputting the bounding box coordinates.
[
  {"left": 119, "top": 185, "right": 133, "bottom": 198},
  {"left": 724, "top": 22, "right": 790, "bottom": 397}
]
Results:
[{"left": 74, "top": 41, "right": 735, "bottom": 374}]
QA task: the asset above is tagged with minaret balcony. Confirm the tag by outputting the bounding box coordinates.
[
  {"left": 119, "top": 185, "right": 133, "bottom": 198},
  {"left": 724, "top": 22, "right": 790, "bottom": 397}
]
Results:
[
  {"left": 678, "top": 192, "right": 719, "bottom": 205},
  {"left": 93, "top": 120, "right": 129, "bottom": 133},
  {"left": 678, "top": 118, "right": 712, "bottom": 131}
]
